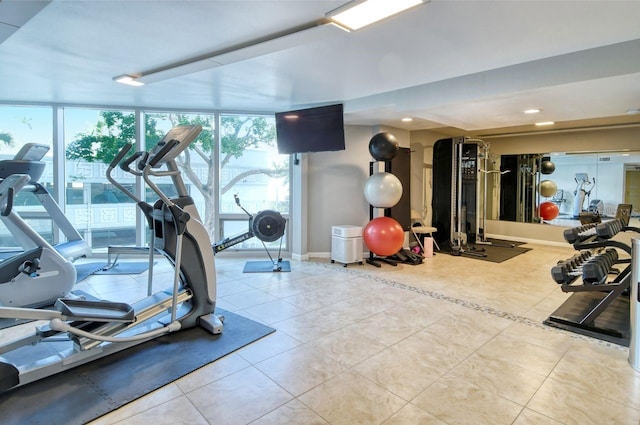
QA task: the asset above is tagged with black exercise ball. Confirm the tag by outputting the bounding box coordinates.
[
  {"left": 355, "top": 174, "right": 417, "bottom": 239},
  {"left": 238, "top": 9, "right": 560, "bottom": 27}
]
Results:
[
  {"left": 369, "top": 132, "right": 399, "bottom": 161},
  {"left": 541, "top": 160, "right": 555, "bottom": 175}
]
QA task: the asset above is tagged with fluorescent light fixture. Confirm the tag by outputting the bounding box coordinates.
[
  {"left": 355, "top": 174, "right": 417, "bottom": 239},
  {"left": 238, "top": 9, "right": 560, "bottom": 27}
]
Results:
[
  {"left": 523, "top": 108, "right": 541, "bottom": 114},
  {"left": 401, "top": 117, "right": 413, "bottom": 122},
  {"left": 114, "top": 75, "right": 144, "bottom": 87},
  {"left": 535, "top": 121, "right": 555, "bottom": 126},
  {"left": 325, "top": 21, "right": 352, "bottom": 32},
  {"left": 328, "top": 0, "right": 426, "bottom": 31},
  {"left": 283, "top": 114, "right": 299, "bottom": 120}
]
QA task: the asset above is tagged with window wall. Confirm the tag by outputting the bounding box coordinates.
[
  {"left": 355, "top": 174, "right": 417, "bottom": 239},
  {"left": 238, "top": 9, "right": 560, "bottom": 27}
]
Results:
[
  {"left": 0, "top": 105, "right": 54, "bottom": 249},
  {"left": 1, "top": 104, "right": 291, "bottom": 255},
  {"left": 63, "top": 108, "right": 138, "bottom": 250},
  {"left": 218, "top": 113, "right": 289, "bottom": 250}
]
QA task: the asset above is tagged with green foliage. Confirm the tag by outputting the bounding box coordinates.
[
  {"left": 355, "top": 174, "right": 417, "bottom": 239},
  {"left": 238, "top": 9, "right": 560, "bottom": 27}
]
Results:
[
  {"left": 65, "top": 111, "right": 278, "bottom": 166},
  {"left": 220, "top": 115, "right": 275, "bottom": 160},
  {"left": 65, "top": 111, "right": 165, "bottom": 163},
  {"left": 0, "top": 131, "right": 14, "bottom": 146}
]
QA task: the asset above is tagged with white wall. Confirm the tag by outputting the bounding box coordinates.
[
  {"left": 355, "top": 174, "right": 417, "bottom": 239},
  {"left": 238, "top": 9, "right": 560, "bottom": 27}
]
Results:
[{"left": 306, "top": 125, "right": 374, "bottom": 255}]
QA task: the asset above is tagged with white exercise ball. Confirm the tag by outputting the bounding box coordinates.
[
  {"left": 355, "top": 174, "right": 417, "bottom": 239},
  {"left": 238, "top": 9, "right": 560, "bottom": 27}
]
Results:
[
  {"left": 364, "top": 172, "right": 403, "bottom": 208},
  {"left": 539, "top": 179, "right": 558, "bottom": 198}
]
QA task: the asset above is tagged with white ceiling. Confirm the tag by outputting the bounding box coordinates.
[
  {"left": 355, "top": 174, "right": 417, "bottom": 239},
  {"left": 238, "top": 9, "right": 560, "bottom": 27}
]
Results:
[{"left": 1, "top": 0, "right": 640, "bottom": 135}]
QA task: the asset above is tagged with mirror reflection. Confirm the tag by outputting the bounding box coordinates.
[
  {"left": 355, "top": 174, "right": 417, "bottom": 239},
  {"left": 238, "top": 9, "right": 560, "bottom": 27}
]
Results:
[{"left": 488, "top": 151, "right": 640, "bottom": 225}]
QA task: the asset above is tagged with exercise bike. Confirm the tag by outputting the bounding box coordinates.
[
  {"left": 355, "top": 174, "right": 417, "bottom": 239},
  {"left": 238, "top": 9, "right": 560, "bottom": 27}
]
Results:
[
  {"left": 0, "top": 125, "right": 223, "bottom": 393},
  {"left": 0, "top": 144, "right": 91, "bottom": 308}
]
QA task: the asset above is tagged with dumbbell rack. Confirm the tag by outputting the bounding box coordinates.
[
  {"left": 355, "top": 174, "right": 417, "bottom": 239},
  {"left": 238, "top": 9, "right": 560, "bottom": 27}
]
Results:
[{"left": 544, "top": 218, "right": 640, "bottom": 345}]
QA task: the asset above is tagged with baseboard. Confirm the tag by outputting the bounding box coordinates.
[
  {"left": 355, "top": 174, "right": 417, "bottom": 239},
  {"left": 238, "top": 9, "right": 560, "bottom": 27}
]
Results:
[
  {"left": 308, "top": 252, "right": 370, "bottom": 260},
  {"left": 291, "top": 253, "right": 310, "bottom": 261},
  {"left": 486, "top": 233, "right": 568, "bottom": 247}
]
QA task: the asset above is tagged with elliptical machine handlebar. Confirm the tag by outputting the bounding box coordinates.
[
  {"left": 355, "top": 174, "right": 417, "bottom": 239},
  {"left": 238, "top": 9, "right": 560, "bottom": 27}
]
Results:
[
  {"left": 148, "top": 139, "right": 180, "bottom": 168},
  {"left": 109, "top": 142, "right": 133, "bottom": 168},
  {"left": 106, "top": 143, "right": 144, "bottom": 205}
]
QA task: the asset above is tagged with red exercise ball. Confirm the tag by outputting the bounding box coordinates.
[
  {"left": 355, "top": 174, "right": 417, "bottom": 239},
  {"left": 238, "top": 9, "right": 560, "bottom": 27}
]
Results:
[
  {"left": 363, "top": 217, "right": 404, "bottom": 256},
  {"left": 539, "top": 201, "right": 559, "bottom": 221}
]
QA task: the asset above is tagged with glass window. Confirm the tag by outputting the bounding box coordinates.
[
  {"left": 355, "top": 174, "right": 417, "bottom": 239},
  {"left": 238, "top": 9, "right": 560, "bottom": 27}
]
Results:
[
  {"left": 218, "top": 113, "right": 289, "bottom": 250},
  {"left": 0, "top": 105, "right": 54, "bottom": 247},
  {"left": 63, "top": 108, "right": 138, "bottom": 250},
  {"left": 143, "top": 112, "right": 216, "bottom": 234}
]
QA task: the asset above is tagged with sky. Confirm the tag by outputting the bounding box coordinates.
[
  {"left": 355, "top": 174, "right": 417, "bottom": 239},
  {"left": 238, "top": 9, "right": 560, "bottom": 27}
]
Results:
[{"left": 0, "top": 105, "right": 105, "bottom": 157}]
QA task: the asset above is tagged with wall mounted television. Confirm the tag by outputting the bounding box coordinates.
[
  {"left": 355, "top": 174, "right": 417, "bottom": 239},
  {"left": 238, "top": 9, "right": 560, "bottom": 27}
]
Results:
[{"left": 275, "top": 103, "right": 345, "bottom": 155}]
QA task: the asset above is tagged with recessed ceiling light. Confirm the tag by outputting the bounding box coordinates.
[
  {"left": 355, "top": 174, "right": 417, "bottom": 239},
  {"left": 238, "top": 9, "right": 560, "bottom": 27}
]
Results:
[
  {"left": 523, "top": 108, "right": 541, "bottom": 114},
  {"left": 114, "top": 74, "right": 144, "bottom": 87},
  {"left": 535, "top": 121, "right": 555, "bottom": 126},
  {"left": 401, "top": 117, "right": 413, "bottom": 122}
]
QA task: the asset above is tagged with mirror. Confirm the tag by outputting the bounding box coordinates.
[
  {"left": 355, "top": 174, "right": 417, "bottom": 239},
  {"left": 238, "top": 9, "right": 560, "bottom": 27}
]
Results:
[{"left": 487, "top": 150, "right": 640, "bottom": 225}]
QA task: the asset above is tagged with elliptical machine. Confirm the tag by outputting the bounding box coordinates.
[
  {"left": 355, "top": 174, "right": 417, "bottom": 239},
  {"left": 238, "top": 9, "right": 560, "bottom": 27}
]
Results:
[
  {"left": 0, "top": 144, "right": 91, "bottom": 307},
  {"left": 572, "top": 173, "right": 594, "bottom": 218},
  {"left": 0, "top": 125, "right": 223, "bottom": 393}
]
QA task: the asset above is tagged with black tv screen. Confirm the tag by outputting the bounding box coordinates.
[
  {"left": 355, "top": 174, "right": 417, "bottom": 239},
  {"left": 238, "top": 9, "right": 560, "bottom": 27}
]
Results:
[{"left": 275, "top": 104, "right": 345, "bottom": 154}]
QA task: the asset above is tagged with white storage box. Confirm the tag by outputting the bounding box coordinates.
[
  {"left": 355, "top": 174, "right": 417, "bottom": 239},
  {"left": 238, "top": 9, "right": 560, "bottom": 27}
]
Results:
[
  {"left": 331, "top": 235, "right": 363, "bottom": 266},
  {"left": 331, "top": 225, "right": 362, "bottom": 238}
]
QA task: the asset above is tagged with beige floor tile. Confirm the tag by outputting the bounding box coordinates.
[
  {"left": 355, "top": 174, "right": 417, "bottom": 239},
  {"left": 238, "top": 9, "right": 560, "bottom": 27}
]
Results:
[
  {"left": 549, "top": 342, "right": 640, "bottom": 409},
  {"left": 221, "top": 288, "right": 279, "bottom": 309},
  {"left": 255, "top": 345, "right": 347, "bottom": 395},
  {"left": 298, "top": 370, "right": 406, "bottom": 425},
  {"left": 89, "top": 383, "right": 184, "bottom": 425},
  {"left": 527, "top": 377, "right": 640, "bottom": 425},
  {"left": 187, "top": 367, "right": 292, "bottom": 425},
  {"left": 475, "top": 333, "right": 563, "bottom": 376},
  {"left": 216, "top": 279, "right": 255, "bottom": 297},
  {"left": 512, "top": 408, "right": 564, "bottom": 425},
  {"left": 447, "top": 353, "right": 546, "bottom": 405},
  {"left": 308, "top": 327, "right": 388, "bottom": 367},
  {"left": 346, "top": 309, "right": 426, "bottom": 347},
  {"left": 500, "top": 322, "right": 573, "bottom": 354},
  {"left": 241, "top": 298, "right": 307, "bottom": 324},
  {"left": 175, "top": 352, "right": 250, "bottom": 393},
  {"left": 274, "top": 309, "right": 349, "bottom": 342},
  {"left": 71, "top": 244, "right": 639, "bottom": 425},
  {"left": 392, "top": 328, "right": 477, "bottom": 371},
  {"left": 353, "top": 347, "right": 444, "bottom": 401},
  {"left": 382, "top": 403, "right": 448, "bottom": 425},
  {"left": 282, "top": 286, "right": 354, "bottom": 311},
  {"left": 260, "top": 280, "right": 311, "bottom": 298},
  {"left": 250, "top": 399, "right": 329, "bottom": 425},
  {"left": 412, "top": 375, "right": 523, "bottom": 425},
  {"left": 427, "top": 310, "right": 509, "bottom": 344},
  {"left": 103, "top": 395, "right": 209, "bottom": 425},
  {"left": 237, "top": 330, "right": 302, "bottom": 364}
]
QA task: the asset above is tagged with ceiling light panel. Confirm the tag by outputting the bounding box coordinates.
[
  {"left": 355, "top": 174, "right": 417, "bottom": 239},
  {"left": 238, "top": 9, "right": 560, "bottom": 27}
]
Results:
[{"left": 329, "top": 0, "right": 426, "bottom": 31}]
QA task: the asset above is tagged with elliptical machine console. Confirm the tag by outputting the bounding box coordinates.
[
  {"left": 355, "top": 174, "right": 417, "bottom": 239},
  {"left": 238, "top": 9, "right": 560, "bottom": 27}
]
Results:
[{"left": 0, "top": 125, "right": 223, "bottom": 393}]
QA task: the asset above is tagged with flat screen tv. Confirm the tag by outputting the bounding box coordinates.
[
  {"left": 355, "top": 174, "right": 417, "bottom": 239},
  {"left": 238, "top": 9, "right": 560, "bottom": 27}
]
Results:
[{"left": 275, "top": 104, "right": 345, "bottom": 155}]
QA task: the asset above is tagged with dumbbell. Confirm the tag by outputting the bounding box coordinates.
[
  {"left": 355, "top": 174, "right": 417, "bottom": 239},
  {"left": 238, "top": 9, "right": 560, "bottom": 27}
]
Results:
[
  {"left": 582, "top": 249, "right": 618, "bottom": 284},
  {"left": 551, "top": 251, "right": 593, "bottom": 284}
]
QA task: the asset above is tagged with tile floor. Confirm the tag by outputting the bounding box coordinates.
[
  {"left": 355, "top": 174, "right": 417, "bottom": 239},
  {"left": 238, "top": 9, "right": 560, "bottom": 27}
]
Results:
[{"left": 49, "top": 242, "right": 640, "bottom": 424}]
